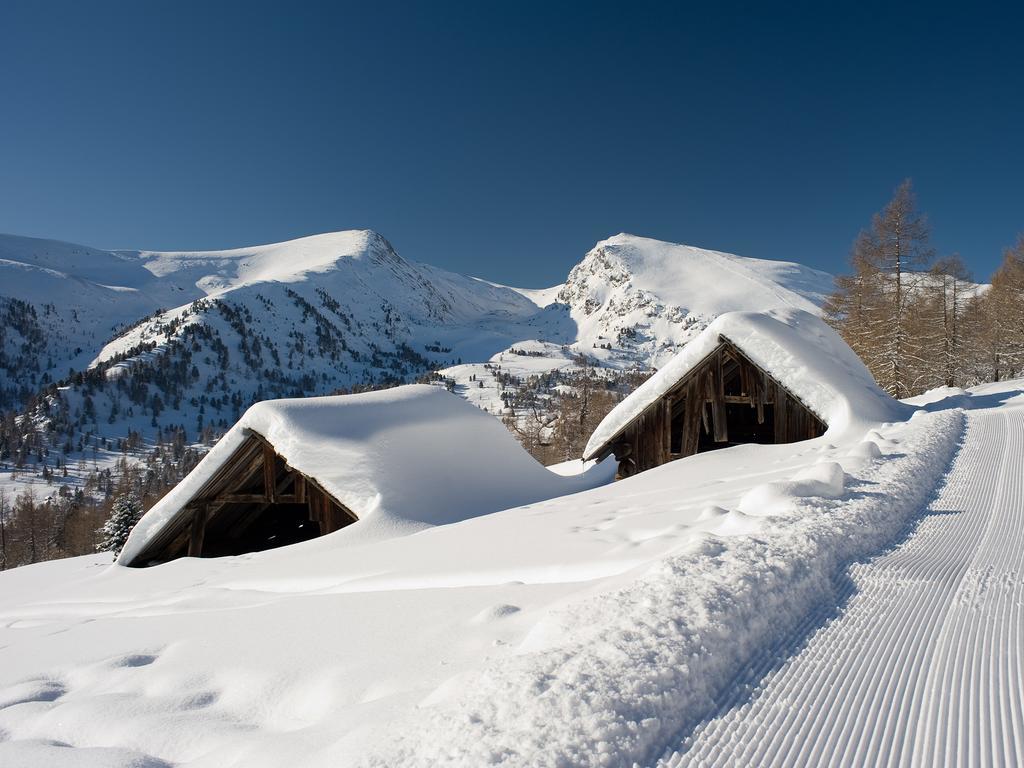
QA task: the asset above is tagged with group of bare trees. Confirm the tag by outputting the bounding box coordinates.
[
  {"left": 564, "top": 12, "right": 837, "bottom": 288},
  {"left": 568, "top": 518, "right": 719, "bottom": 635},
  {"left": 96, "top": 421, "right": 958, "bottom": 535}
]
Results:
[
  {"left": 0, "top": 439, "right": 203, "bottom": 570},
  {"left": 0, "top": 486, "right": 100, "bottom": 569},
  {"left": 825, "top": 180, "right": 1024, "bottom": 397},
  {"left": 504, "top": 361, "right": 649, "bottom": 465}
]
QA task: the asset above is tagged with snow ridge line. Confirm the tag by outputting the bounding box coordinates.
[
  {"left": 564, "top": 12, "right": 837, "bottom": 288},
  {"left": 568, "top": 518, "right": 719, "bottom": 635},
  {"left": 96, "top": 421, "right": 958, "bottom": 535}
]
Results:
[
  {"left": 663, "top": 406, "right": 1021, "bottom": 767},
  {"left": 361, "top": 410, "right": 964, "bottom": 768}
]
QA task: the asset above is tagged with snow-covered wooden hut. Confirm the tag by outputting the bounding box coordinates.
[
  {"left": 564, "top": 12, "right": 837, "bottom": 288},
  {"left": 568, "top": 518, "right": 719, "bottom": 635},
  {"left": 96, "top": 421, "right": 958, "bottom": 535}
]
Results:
[
  {"left": 120, "top": 385, "right": 608, "bottom": 567},
  {"left": 583, "top": 310, "right": 901, "bottom": 478}
]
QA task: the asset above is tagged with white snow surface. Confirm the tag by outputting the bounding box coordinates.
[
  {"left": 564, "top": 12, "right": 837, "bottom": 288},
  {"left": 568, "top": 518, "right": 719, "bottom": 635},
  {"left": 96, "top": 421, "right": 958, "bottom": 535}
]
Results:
[
  {"left": 120, "top": 384, "right": 612, "bottom": 564},
  {"left": 585, "top": 308, "right": 908, "bottom": 459},
  {"left": 661, "top": 382, "right": 1024, "bottom": 767},
  {"left": 2, "top": 376, "right": 1014, "bottom": 766}
]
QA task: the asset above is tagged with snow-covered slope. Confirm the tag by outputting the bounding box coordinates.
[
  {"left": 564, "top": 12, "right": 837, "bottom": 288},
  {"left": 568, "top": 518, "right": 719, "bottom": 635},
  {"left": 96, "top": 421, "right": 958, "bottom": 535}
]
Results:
[
  {"left": 1, "top": 229, "right": 832, "bottom": 407},
  {"left": 93, "top": 229, "right": 555, "bottom": 369},
  {"left": 4, "top": 373, "right": 1017, "bottom": 766},
  {"left": 661, "top": 387, "right": 1024, "bottom": 767},
  {"left": 437, "top": 234, "right": 835, "bottom": 419},
  {"left": 0, "top": 235, "right": 168, "bottom": 405},
  {"left": 0, "top": 230, "right": 554, "bottom": 411}
]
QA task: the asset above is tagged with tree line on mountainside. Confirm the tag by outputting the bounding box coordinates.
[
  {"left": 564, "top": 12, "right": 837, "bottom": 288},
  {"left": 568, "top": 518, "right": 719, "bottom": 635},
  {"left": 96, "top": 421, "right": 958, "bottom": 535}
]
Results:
[
  {"left": 824, "top": 180, "right": 1024, "bottom": 397},
  {"left": 501, "top": 361, "right": 651, "bottom": 466}
]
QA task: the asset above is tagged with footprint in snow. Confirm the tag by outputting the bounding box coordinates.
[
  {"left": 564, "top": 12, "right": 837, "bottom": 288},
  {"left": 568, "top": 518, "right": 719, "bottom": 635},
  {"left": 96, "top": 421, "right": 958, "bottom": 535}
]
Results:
[
  {"left": 0, "top": 679, "right": 67, "bottom": 710},
  {"left": 470, "top": 604, "right": 521, "bottom": 624},
  {"left": 109, "top": 652, "right": 159, "bottom": 668},
  {"left": 179, "top": 690, "right": 219, "bottom": 710}
]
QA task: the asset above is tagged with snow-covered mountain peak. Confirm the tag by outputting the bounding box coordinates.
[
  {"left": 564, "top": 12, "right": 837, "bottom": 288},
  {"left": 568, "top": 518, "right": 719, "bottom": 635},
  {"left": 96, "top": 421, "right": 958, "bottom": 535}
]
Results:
[
  {"left": 565, "top": 233, "right": 830, "bottom": 313},
  {"left": 557, "top": 234, "right": 835, "bottom": 366},
  {"left": 120, "top": 229, "right": 404, "bottom": 297},
  {"left": 0, "top": 232, "right": 155, "bottom": 287}
]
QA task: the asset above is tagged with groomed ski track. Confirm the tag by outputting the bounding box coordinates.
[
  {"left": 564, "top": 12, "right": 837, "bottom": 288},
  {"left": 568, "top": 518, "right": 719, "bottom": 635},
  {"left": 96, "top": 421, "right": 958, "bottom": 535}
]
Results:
[{"left": 661, "top": 399, "right": 1024, "bottom": 767}]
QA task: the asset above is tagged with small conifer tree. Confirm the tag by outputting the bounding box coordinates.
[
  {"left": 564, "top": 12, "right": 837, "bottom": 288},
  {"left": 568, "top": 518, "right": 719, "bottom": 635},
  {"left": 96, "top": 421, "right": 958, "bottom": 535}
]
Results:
[{"left": 97, "top": 493, "right": 144, "bottom": 557}]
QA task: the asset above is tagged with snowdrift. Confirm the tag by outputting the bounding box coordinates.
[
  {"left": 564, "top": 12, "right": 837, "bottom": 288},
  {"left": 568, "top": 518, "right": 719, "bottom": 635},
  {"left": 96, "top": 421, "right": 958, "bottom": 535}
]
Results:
[
  {"left": 120, "top": 385, "right": 612, "bottom": 564},
  {"left": 2, "top": 380, "right": 1005, "bottom": 766},
  {"left": 585, "top": 309, "right": 908, "bottom": 459}
]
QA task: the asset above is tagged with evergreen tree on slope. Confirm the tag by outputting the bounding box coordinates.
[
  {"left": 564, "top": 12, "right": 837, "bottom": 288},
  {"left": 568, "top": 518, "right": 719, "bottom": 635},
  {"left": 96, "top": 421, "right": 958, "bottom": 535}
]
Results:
[{"left": 97, "top": 492, "right": 144, "bottom": 557}]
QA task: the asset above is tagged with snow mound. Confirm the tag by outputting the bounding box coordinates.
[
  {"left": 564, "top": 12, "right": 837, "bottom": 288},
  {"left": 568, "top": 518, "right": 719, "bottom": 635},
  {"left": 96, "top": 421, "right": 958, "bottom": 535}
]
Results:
[
  {"left": 585, "top": 309, "right": 908, "bottom": 459},
  {"left": 0, "top": 390, "right": 979, "bottom": 767},
  {"left": 364, "top": 410, "right": 963, "bottom": 767},
  {"left": 849, "top": 439, "right": 884, "bottom": 459},
  {"left": 739, "top": 462, "right": 847, "bottom": 516},
  {"left": 793, "top": 461, "right": 847, "bottom": 497},
  {"left": 120, "top": 385, "right": 609, "bottom": 564}
]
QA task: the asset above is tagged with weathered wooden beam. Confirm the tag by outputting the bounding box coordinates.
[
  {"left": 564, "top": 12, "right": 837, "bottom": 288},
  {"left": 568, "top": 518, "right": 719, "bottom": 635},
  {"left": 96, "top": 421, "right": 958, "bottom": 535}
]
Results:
[
  {"left": 325, "top": 502, "right": 343, "bottom": 534},
  {"left": 215, "top": 493, "right": 266, "bottom": 504},
  {"left": 262, "top": 444, "right": 277, "bottom": 503},
  {"left": 682, "top": 382, "right": 702, "bottom": 457},
  {"left": 230, "top": 445, "right": 269, "bottom": 497},
  {"left": 755, "top": 372, "right": 766, "bottom": 424},
  {"left": 774, "top": 382, "right": 789, "bottom": 442},
  {"left": 308, "top": 486, "right": 323, "bottom": 529},
  {"left": 214, "top": 492, "right": 300, "bottom": 505},
  {"left": 740, "top": 358, "right": 754, "bottom": 406},
  {"left": 188, "top": 504, "right": 208, "bottom": 557},
  {"left": 712, "top": 353, "right": 728, "bottom": 443},
  {"left": 663, "top": 398, "right": 672, "bottom": 464},
  {"left": 294, "top": 473, "right": 306, "bottom": 504},
  {"left": 718, "top": 395, "right": 759, "bottom": 405}
]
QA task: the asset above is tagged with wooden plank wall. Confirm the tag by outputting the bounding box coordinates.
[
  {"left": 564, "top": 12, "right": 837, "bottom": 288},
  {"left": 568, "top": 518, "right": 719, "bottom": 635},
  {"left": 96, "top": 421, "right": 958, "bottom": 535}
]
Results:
[
  {"left": 128, "top": 433, "right": 360, "bottom": 565},
  {"left": 615, "top": 342, "right": 826, "bottom": 478}
]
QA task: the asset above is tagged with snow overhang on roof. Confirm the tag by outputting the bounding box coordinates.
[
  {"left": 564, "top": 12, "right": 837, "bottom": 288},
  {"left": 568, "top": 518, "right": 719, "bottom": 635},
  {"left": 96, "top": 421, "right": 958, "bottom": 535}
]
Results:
[
  {"left": 120, "top": 385, "right": 607, "bottom": 565},
  {"left": 583, "top": 309, "right": 908, "bottom": 461}
]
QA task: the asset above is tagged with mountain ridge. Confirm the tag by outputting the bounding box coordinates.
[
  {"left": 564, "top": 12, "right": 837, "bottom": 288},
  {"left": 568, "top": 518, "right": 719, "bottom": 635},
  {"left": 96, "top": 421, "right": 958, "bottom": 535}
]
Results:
[{"left": 0, "top": 228, "right": 834, "bottom": 504}]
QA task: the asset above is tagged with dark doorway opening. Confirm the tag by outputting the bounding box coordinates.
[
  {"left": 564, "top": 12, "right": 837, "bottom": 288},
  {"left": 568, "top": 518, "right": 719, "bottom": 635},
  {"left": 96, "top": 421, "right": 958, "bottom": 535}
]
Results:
[{"left": 123, "top": 432, "right": 358, "bottom": 567}]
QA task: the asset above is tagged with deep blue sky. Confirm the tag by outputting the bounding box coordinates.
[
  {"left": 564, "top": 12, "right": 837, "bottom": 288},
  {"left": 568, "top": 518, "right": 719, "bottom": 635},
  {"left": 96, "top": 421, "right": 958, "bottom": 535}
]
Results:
[{"left": 2, "top": 1, "right": 1021, "bottom": 286}]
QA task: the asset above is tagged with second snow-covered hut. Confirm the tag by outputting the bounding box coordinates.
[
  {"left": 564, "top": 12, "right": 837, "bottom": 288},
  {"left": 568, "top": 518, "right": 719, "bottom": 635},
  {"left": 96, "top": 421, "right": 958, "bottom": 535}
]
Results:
[{"left": 583, "top": 310, "right": 903, "bottom": 478}]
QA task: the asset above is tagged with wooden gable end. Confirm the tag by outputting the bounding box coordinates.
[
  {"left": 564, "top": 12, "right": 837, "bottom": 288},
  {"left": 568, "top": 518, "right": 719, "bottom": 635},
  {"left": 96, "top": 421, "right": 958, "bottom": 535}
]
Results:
[
  {"left": 599, "top": 337, "right": 827, "bottom": 479},
  {"left": 124, "top": 430, "right": 358, "bottom": 567}
]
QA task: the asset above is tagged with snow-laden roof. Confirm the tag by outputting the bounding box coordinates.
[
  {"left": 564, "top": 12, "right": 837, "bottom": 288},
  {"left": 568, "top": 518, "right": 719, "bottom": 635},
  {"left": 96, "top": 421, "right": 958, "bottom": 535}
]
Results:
[
  {"left": 584, "top": 309, "right": 908, "bottom": 460},
  {"left": 120, "top": 384, "right": 610, "bottom": 564}
]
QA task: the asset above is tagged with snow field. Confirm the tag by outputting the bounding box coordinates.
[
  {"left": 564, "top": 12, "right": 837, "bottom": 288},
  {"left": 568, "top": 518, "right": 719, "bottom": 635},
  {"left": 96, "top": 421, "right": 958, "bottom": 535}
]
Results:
[
  {"left": 0, "top": 400, "right": 967, "bottom": 767},
  {"left": 7, "top": 368, "right": 1020, "bottom": 765},
  {"left": 354, "top": 410, "right": 963, "bottom": 766},
  {"left": 661, "top": 394, "right": 1024, "bottom": 766}
]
